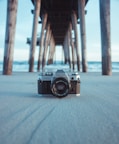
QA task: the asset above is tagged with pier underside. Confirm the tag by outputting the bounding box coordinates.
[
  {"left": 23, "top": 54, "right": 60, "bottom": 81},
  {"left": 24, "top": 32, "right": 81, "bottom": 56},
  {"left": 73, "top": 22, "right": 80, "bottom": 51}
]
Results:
[{"left": 31, "top": 0, "right": 88, "bottom": 45}]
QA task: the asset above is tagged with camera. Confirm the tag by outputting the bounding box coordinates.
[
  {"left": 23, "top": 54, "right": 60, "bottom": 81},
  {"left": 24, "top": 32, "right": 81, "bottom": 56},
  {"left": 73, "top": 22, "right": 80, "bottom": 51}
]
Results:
[{"left": 38, "top": 69, "right": 80, "bottom": 97}]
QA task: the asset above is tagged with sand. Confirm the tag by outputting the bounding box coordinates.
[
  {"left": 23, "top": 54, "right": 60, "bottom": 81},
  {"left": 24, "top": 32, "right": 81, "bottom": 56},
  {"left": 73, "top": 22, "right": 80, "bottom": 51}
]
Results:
[{"left": 0, "top": 72, "right": 119, "bottom": 144}]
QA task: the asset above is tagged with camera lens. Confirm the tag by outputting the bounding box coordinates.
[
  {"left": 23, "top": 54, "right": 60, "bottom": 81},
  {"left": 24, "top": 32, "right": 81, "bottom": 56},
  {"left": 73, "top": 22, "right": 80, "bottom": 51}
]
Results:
[
  {"left": 51, "top": 77, "right": 70, "bottom": 97},
  {"left": 51, "top": 70, "right": 70, "bottom": 97},
  {"left": 56, "top": 81, "right": 66, "bottom": 91}
]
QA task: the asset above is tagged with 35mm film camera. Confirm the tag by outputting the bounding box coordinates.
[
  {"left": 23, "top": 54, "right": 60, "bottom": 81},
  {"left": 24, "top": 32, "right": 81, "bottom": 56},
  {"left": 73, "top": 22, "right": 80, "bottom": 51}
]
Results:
[{"left": 38, "top": 69, "right": 80, "bottom": 97}]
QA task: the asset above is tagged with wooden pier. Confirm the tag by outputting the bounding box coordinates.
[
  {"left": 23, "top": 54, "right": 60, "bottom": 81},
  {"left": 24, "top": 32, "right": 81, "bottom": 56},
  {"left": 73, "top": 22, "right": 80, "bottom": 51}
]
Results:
[{"left": 3, "top": 0, "right": 111, "bottom": 75}]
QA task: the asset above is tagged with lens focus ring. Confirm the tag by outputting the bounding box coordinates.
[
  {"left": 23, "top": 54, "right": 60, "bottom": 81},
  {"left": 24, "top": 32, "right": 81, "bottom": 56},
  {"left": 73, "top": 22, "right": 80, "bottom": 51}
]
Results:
[{"left": 51, "top": 77, "right": 70, "bottom": 97}]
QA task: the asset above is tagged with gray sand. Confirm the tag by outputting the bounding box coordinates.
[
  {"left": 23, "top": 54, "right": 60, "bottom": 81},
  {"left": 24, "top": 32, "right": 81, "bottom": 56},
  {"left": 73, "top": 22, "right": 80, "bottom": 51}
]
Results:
[{"left": 0, "top": 72, "right": 119, "bottom": 144}]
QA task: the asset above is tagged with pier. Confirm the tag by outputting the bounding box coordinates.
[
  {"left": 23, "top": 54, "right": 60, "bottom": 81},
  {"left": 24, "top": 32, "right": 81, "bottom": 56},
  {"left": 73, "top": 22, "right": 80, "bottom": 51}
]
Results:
[{"left": 3, "top": 0, "right": 111, "bottom": 75}]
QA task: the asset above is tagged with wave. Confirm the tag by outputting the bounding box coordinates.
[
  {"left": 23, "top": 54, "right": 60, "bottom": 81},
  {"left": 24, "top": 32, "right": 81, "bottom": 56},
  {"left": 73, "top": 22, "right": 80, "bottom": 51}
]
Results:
[{"left": 0, "top": 61, "right": 119, "bottom": 72}]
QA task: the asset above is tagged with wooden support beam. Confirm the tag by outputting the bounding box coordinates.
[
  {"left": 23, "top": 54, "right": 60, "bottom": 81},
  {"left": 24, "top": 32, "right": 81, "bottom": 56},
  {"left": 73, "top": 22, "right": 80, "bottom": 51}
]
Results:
[
  {"left": 63, "top": 44, "right": 67, "bottom": 64},
  {"left": 42, "top": 23, "right": 51, "bottom": 70},
  {"left": 99, "top": 0, "right": 112, "bottom": 75},
  {"left": 47, "top": 34, "right": 55, "bottom": 65},
  {"left": 37, "top": 13, "right": 48, "bottom": 71},
  {"left": 66, "top": 28, "right": 72, "bottom": 69},
  {"left": 46, "top": 25, "right": 52, "bottom": 65},
  {"left": 63, "top": 37, "right": 68, "bottom": 64},
  {"left": 63, "top": 31, "right": 71, "bottom": 67},
  {"left": 51, "top": 39, "right": 56, "bottom": 64},
  {"left": 3, "top": 0, "right": 18, "bottom": 75},
  {"left": 29, "top": 0, "right": 41, "bottom": 72},
  {"left": 69, "top": 23, "right": 75, "bottom": 71},
  {"left": 71, "top": 11, "right": 80, "bottom": 71},
  {"left": 78, "top": 0, "right": 87, "bottom": 72}
]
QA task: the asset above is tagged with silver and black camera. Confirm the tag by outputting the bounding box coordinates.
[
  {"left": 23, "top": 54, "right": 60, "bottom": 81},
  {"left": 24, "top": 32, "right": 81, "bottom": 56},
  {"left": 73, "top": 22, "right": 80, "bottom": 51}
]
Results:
[{"left": 38, "top": 69, "right": 80, "bottom": 97}]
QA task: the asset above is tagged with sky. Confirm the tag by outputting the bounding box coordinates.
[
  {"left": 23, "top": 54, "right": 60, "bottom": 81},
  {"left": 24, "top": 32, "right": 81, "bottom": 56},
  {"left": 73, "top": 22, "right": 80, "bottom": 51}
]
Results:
[{"left": 0, "top": 0, "right": 119, "bottom": 62}]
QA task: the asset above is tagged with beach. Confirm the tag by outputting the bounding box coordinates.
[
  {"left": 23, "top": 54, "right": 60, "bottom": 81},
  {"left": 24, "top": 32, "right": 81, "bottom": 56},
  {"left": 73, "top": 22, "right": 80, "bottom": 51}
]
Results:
[{"left": 0, "top": 72, "right": 119, "bottom": 144}]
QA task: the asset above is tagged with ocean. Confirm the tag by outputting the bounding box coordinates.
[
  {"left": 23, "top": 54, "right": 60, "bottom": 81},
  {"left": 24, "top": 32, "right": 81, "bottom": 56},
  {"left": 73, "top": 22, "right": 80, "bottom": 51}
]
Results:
[{"left": 0, "top": 61, "right": 119, "bottom": 72}]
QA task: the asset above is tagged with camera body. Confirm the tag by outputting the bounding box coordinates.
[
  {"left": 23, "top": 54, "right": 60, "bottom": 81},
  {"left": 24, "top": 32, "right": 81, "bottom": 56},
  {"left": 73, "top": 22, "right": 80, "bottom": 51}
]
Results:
[{"left": 38, "top": 69, "right": 80, "bottom": 97}]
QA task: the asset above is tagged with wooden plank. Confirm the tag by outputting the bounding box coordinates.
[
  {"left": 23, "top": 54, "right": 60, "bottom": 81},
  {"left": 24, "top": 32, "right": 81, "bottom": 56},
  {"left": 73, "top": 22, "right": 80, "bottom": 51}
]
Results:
[{"left": 3, "top": 0, "right": 18, "bottom": 75}]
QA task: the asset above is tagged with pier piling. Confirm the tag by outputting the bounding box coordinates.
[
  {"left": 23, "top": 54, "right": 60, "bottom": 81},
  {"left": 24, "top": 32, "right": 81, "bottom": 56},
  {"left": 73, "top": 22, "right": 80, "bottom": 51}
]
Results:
[
  {"left": 71, "top": 11, "right": 80, "bottom": 71},
  {"left": 42, "top": 23, "right": 51, "bottom": 70},
  {"left": 99, "top": 0, "right": 112, "bottom": 75},
  {"left": 29, "top": 0, "right": 41, "bottom": 72},
  {"left": 37, "top": 13, "right": 48, "bottom": 71},
  {"left": 47, "top": 34, "right": 55, "bottom": 65},
  {"left": 69, "top": 23, "right": 75, "bottom": 71},
  {"left": 3, "top": 0, "right": 18, "bottom": 75},
  {"left": 78, "top": 0, "right": 87, "bottom": 72}
]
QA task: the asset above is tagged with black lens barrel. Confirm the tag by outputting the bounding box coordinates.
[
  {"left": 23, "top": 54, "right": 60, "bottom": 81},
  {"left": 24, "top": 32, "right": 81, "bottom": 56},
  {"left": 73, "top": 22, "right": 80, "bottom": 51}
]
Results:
[{"left": 51, "top": 70, "right": 70, "bottom": 97}]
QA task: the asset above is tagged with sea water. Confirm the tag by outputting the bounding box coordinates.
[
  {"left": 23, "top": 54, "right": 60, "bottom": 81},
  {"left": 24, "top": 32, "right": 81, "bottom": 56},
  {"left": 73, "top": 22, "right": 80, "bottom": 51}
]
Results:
[{"left": 0, "top": 61, "right": 119, "bottom": 72}]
